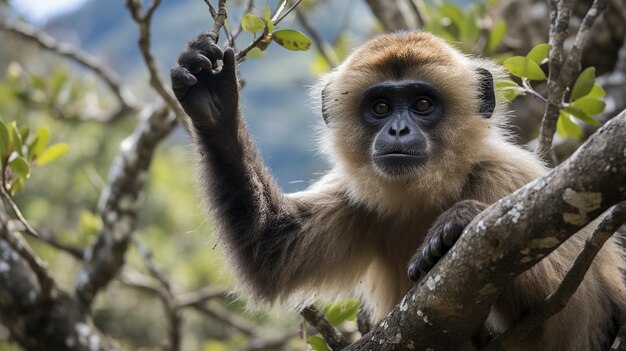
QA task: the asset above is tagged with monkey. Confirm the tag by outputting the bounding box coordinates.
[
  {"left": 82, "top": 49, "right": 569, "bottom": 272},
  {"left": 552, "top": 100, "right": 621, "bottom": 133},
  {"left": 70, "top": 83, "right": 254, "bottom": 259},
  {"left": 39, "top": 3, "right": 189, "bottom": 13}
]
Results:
[{"left": 170, "top": 31, "right": 625, "bottom": 350}]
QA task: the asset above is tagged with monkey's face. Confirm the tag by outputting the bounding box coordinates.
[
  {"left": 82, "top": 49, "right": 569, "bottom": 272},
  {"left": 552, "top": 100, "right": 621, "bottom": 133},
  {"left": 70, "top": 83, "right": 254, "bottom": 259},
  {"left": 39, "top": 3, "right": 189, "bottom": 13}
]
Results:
[
  {"left": 360, "top": 80, "right": 444, "bottom": 176},
  {"left": 317, "top": 32, "right": 497, "bottom": 186}
]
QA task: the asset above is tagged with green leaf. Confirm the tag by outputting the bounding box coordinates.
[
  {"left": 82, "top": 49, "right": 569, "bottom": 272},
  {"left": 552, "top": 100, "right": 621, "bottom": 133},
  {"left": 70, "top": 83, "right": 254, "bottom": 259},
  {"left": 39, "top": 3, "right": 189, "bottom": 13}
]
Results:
[
  {"left": 571, "top": 67, "right": 596, "bottom": 102},
  {"left": 31, "top": 127, "right": 49, "bottom": 157},
  {"left": 562, "top": 106, "right": 601, "bottom": 126},
  {"left": 0, "top": 120, "right": 8, "bottom": 158},
  {"left": 271, "top": 30, "right": 312, "bottom": 51},
  {"left": 324, "top": 299, "right": 360, "bottom": 326},
  {"left": 557, "top": 111, "right": 582, "bottom": 139},
  {"left": 307, "top": 336, "right": 331, "bottom": 351},
  {"left": 34, "top": 143, "right": 69, "bottom": 165},
  {"left": 495, "top": 79, "right": 525, "bottom": 101},
  {"left": 503, "top": 56, "right": 547, "bottom": 81},
  {"left": 9, "top": 122, "right": 23, "bottom": 155},
  {"left": 526, "top": 43, "right": 550, "bottom": 65},
  {"left": 246, "top": 47, "right": 266, "bottom": 59},
  {"left": 241, "top": 13, "right": 265, "bottom": 34},
  {"left": 9, "top": 154, "right": 30, "bottom": 179},
  {"left": 486, "top": 20, "right": 506, "bottom": 54},
  {"left": 571, "top": 98, "right": 606, "bottom": 116},
  {"left": 19, "top": 125, "right": 30, "bottom": 143},
  {"left": 583, "top": 83, "right": 605, "bottom": 99}
]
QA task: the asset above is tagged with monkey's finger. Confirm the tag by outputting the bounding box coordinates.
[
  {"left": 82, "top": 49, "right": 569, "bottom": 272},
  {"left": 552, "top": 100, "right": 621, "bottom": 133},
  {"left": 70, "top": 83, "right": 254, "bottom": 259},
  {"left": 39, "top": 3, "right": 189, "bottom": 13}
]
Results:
[
  {"left": 171, "top": 67, "right": 198, "bottom": 88},
  {"left": 429, "top": 234, "right": 444, "bottom": 257},
  {"left": 177, "top": 51, "right": 214, "bottom": 74},
  {"left": 220, "top": 47, "right": 237, "bottom": 80},
  {"left": 441, "top": 222, "right": 460, "bottom": 246},
  {"left": 407, "top": 260, "right": 421, "bottom": 282}
]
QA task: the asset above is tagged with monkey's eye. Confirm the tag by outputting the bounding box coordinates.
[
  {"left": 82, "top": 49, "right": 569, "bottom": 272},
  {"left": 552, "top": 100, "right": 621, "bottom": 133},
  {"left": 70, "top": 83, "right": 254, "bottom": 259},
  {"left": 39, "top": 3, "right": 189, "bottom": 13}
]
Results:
[
  {"left": 412, "top": 98, "right": 433, "bottom": 114},
  {"left": 372, "top": 101, "right": 392, "bottom": 116}
]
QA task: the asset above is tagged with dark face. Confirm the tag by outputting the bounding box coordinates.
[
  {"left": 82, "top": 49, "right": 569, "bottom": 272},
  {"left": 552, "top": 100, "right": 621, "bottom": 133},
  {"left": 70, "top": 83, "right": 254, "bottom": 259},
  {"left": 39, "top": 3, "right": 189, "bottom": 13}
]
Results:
[{"left": 359, "top": 80, "right": 444, "bottom": 176}]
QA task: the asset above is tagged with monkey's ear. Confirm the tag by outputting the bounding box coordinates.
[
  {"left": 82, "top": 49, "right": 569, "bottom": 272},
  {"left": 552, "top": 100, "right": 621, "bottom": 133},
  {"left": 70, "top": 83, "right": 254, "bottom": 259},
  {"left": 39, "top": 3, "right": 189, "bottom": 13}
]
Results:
[
  {"left": 321, "top": 85, "right": 331, "bottom": 127},
  {"left": 476, "top": 68, "right": 496, "bottom": 118}
]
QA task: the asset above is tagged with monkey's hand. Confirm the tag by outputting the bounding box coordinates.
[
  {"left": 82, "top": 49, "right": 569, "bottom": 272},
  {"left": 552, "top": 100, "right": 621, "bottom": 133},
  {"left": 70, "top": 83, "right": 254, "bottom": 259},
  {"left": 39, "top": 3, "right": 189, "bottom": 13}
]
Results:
[
  {"left": 407, "top": 200, "right": 487, "bottom": 282},
  {"left": 170, "top": 33, "right": 238, "bottom": 132}
]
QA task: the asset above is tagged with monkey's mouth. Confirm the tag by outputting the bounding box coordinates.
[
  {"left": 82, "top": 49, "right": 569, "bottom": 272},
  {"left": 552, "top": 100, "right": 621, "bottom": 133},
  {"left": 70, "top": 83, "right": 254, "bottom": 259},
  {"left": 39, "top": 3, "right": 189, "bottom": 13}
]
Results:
[{"left": 373, "top": 152, "right": 428, "bottom": 175}]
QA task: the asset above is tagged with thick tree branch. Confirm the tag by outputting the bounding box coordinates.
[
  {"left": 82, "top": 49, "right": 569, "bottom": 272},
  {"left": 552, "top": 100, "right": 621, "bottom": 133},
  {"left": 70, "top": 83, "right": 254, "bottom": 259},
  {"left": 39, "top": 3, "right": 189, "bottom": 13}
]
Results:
[
  {"left": 0, "top": 18, "right": 140, "bottom": 121},
  {"left": 485, "top": 201, "right": 626, "bottom": 350},
  {"left": 346, "top": 110, "right": 626, "bottom": 350},
  {"left": 75, "top": 102, "right": 176, "bottom": 307},
  {"left": 0, "top": 211, "right": 119, "bottom": 351}
]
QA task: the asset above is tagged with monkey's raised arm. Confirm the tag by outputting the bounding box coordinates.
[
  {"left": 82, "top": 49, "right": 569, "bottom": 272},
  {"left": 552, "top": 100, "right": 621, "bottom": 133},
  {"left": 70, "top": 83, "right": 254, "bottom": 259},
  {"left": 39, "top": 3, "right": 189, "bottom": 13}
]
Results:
[{"left": 170, "top": 34, "right": 371, "bottom": 301}]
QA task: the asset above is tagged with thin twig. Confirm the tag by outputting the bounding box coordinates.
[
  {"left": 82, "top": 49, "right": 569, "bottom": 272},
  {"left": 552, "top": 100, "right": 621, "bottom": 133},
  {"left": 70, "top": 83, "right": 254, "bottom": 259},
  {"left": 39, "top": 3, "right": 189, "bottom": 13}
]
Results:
[
  {"left": 203, "top": 0, "right": 218, "bottom": 18},
  {"left": 0, "top": 18, "right": 139, "bottom": 122},
  {"left": 484, "top": 201, "right": 626, "bottom": 350},
  {"left": 521, "top": 79, "right": 548, "bottom": 103},
  {"left": 210, "top": 0, "right": 228, "bottom": 38},
  {"left": 301, "top": 305, "right": 352, "bottom": 350},
  {"left": 235, "top": 0, "right": 304, "bottom": 61},
  {"left": 126, "top": 0, "right": 185, "bottom": 120},
  {"left": 0, "top": 185, "right": 40, "bottom": 238},
  {"left": 230, "top": 0, "right": 255, "bottom": 44}
]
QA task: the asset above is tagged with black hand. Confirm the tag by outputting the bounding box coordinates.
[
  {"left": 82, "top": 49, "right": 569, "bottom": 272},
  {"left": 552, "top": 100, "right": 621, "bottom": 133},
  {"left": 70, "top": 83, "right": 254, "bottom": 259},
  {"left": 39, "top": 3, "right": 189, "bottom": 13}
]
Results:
[
  {"left": 407, "top": 200, "right": 487, "bottom": 282},
  {"left": 170, "top": 33, "right": 239, "bottom": 131}
]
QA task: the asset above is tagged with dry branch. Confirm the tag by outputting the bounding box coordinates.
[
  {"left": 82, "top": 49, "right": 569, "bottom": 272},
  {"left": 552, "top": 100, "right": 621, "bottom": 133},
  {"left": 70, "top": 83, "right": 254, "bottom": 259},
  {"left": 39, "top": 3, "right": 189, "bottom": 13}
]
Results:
[{"left": 346, "top": 110, "right": 626, "bottom": 350}]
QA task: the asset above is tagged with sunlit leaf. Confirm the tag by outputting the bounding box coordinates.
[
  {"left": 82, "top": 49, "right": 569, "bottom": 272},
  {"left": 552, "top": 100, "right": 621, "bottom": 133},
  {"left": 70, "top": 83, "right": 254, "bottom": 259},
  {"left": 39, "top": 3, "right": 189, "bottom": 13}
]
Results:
[
  {"left": 31, "top": 127, "right": 50, "bottom": 157},
  {"left": 556, "top": 111, "right": 582, "bottom": 139},
  {"left": 325, "top": 298, "right": 360, "bottom": 326},
  {"left": 9, "top": 154, "right": 30, "bottom": 179},
  {"left": 246, "top": 47, "right": 266, "bottom": 59},
  {"left": 34, "top": 143, "right": 69, "bottom": 165},
  {"left": 307, "top": 336, "right": 331, "bottom": 351},
  {"left": 486, "top": 20, "right": 506, "bottom": 54},
  {"left": 571, "top": 67, "right": 596, "bottom": 102},
  {"left": 526, "top": 43, "right": 550, "bottom": 65},
  {"left": 265, "top": 1, "right": 276, "bottom": 32},
  {"left": 241, "top": 13, "right": 265, "bottom": 34},
  {"left": 503, "top": 56, "right": 547, "bottom": 81},
  {"left": 571, "top": 98, "right": 606, "bottom": 116},
  {"left": 562, "top": 106, "right": 600, "bottom": 126},
  {"left": 9, "top": 122, "right": 23, "bottom": 155},
  {"left": 271, "top": 30, "right": 312, "bottom": 51}
]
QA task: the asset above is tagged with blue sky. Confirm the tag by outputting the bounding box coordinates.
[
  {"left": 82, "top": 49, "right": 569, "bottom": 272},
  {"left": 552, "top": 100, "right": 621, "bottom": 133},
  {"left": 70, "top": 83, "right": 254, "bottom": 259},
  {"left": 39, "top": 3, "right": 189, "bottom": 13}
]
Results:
[{"left": 11, "top": 0, "right": 89, "bottom": 23}]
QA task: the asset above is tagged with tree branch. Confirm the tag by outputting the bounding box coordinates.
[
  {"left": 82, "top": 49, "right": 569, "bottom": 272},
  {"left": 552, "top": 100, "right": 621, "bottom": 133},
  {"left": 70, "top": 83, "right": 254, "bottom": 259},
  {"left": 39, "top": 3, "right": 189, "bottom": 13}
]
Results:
[
  {"left": 301, "top": 305, "right": 351, "bottom": 350},
  {"left": 125, "top": 0, "right": 185, "bottom": 120},
  {"left": 295, "top": 8, "right": 340, "bottom": 68},
  {"left": 0, "top": 210, "right": 119, "bottom": 350},
  {"left": 75, "top": 102, "right": 176, "bottom": 307},
  {"left": 536, "top": 0, "right": 608, "bottom": 159},
  {"left": 346, "top": 109, "right": 626, "bottom": 350},
  {"left": 485, "top": 201, "right": 626, "bottom": 350}
]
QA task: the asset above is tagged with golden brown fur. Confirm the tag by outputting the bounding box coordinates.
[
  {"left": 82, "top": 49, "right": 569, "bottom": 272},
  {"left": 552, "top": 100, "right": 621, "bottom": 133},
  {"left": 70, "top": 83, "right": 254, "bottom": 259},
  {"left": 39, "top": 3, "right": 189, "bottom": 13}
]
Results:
[{"left": 174, "top": 31, "right": 625, "bottom": 350}]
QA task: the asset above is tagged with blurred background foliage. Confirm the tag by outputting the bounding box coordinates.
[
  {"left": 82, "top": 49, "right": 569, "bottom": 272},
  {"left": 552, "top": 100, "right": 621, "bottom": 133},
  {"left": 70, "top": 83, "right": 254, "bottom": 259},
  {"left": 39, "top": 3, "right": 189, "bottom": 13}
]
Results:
[{"left": 0, "top": 0, "right": 623, "bottom": 350}]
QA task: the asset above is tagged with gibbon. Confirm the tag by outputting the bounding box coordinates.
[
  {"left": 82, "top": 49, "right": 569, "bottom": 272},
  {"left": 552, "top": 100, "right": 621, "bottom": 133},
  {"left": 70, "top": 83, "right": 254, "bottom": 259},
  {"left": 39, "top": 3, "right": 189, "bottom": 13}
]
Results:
[{"left": 170, "top": 31, "right": 625, "bottom": 350}]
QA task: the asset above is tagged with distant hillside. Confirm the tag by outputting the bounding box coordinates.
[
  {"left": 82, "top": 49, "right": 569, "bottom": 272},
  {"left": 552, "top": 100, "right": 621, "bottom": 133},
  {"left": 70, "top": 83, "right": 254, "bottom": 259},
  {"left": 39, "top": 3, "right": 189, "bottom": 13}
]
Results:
[{"left": 44, "top": 0, "right": 376, "bottom": 192}]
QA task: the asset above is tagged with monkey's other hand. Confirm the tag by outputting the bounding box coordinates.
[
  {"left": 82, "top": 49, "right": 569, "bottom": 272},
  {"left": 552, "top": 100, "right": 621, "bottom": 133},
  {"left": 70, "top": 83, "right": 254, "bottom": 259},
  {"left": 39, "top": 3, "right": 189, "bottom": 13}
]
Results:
[
  {"left": 407, "top": 200, "right": 487, "bottom": 282},
  {"left": 170, "top": 33, "right": 238, "bottom": 131}
]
